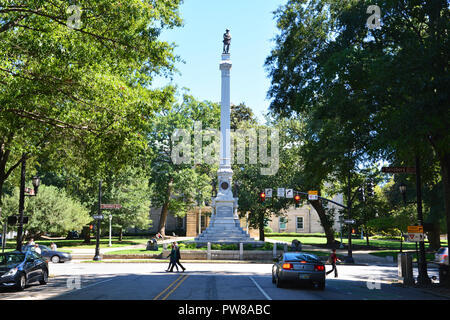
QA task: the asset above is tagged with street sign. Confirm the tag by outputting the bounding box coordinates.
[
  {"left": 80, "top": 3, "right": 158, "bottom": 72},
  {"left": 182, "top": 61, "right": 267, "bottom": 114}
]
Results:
[
  {"left": 265, "top": 188, "right": 273, "bottom": 198},
  {"left": 382, "top": 167, "right": 416, "bottom": 174},
  {"left": 286, "top": 189, "right": 293, "bottom": 198},
  {"left": 100, "top": 204, "right": 122, "bottom": 210},
  {"left": 344, "top": 219, "right": 356, "bottom": 224},
  {"left": 308, "top": 191, "right": 319, "bottom": 201},
  {"left": 277, "top": 188, "right": 285, "bottom": 198},
  {"left": 93, "top": 215, "right": 104, "bottom": 220},
  {"left": 407, "top": 225, "right": 423, "bottom": 233},
  {"left": 407, "top": 233, "right": 425, "bottom": 242}
]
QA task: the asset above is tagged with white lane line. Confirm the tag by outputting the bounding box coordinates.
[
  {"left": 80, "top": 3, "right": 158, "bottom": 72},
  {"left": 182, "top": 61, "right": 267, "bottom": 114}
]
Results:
[{"left": 249, "top": 276, "right": 272, "bottom": 301}]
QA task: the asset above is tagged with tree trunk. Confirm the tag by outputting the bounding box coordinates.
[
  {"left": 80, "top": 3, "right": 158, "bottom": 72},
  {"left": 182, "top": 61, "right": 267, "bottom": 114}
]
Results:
[
  {"left": 309, "top": 200, "right": 335, "bottom": 246},
  {"left": 426, "top": 223, "right": 441, "bottom": 252},
  {"left": 158, "top": 201, "right": 170, "bottom": 237},
  {"left": 259, "top": 210, "right": 265, "bottom": 242},
  {"left": 365, "top": 225, "right": 370, "bottom": 246},
  {"left": 439, "top": 153, "right": 450, "bottom": 287},
  {"left": 119, "top": 227, "right": 123, "bottom": 242}
]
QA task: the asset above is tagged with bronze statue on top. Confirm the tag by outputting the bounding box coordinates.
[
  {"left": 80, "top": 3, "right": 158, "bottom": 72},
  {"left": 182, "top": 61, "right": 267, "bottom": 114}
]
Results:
[{"left": 223, "top": 29, "right": 231, "bottom": 54}]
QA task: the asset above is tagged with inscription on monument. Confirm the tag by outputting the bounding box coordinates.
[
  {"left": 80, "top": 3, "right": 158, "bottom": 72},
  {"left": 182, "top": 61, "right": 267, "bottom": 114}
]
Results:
[{"left": 216, "top": 206, "right": 233, "bottom": 218}]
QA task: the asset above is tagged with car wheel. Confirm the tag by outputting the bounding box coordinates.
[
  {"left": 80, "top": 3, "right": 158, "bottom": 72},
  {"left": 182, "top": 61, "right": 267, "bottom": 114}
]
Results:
[
  {"left": 15, "top": 273, "right": 26, "bottom": 291},
  {"left": 39, "top": 270, "right": 48, "bottom": 285},
  {"left": 51, "top": 255, "right": 60, "bottom": 263},
  {"left": 276, "top": 275, "right": 284, "bottom": 288}
]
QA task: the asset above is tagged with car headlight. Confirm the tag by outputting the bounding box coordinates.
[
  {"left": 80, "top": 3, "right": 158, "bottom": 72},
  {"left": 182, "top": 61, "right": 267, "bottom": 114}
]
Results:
[
  {"left": 62, "top": 253, "right": 70, "bottom": 257},
  {"left": 1, "top": 268, "right": 18, "bottom": 277}
]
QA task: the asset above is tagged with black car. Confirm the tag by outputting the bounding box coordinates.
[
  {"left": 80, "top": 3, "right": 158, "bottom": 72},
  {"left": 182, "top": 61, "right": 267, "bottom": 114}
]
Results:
[
  {"left": 0, "top": 251, "right": 49, "bottom": 291},
  {"left": 22, "top": 245, "right": 72, "bottom": 263},
  {"left": 66, "top": 231, "right": 79, "bottom": 239}
]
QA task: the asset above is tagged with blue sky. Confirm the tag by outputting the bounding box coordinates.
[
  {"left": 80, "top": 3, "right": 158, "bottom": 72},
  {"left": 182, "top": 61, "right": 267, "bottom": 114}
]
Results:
[{"left": 152, "top": 0, "right": 288, "bottom": 122}]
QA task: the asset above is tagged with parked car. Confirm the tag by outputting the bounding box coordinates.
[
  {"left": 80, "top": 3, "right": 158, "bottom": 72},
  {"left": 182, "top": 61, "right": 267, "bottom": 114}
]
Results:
[
  {"left": 22, "top": 244, "right": 72, "bottom": 263},
  {"left": 0, "top": 251, "right": 48, "bottom": 291},
  {"left": 435, "top": 247, "right": 448, "bottom": 265},
  {"left": 66, "top": 231, "right": 80, "bottom": 239},
  {"left": 272, "top": 252, "right": 326, "bottom": 290}
]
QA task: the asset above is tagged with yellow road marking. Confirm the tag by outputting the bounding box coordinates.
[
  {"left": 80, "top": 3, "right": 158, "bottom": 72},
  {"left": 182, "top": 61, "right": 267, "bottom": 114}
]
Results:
[
  {"left": 161, "top": 274, "right": 189, "bottom": 300},
  {"left": 153, "top": 274, "right": 188, "bottom": 300}
]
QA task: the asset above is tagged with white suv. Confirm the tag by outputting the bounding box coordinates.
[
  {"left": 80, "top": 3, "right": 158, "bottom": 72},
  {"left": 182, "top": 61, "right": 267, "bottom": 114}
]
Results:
[{"left": 435, "top": 247, "right": 448, "bottom": 265}]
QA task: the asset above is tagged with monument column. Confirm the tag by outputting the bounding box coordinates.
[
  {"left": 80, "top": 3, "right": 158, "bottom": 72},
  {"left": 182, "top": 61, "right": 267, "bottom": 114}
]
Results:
[{"left": 194, "top": 30, "right": 254, "bottom": 244}]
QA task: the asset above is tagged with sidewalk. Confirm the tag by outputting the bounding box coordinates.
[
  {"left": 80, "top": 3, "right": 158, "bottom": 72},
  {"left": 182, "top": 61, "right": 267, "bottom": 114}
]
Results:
[
  {"left": 265, "top": 238, "right": 396, "bottom": 266},
  {"left": 68, "top": 237, "right": 195, "bottom": 259}
]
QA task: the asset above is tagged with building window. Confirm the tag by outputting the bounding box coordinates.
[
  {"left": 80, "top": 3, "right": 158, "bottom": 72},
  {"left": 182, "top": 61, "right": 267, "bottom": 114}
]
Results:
[
  {"left": 279, "top": 217, "right": 287, "bottom": 231},
  {"left": 296, "top": 217, "right": 304, "bottom": 230}
]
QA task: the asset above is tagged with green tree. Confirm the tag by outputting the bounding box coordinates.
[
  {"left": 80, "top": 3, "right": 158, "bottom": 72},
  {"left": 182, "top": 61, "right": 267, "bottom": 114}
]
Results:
[
  {"left": 1, "top": 185, "right": 91, "bottom": 239},
  {"left": 148, "top": 95, "right": 219, "bottom": 236},
  {"left": 265, "top": 0, "right": 449, "bottom": 250},
  {"left": 98, "top": 167, "right": 152, "bottom": 241},
  {"left": 0, "top": 0, "right": 183, "bottom": 207}
]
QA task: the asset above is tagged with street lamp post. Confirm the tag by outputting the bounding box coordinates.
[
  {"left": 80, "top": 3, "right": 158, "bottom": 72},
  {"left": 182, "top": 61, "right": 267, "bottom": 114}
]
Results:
[
  {"left": 16, "top": 153, "right": 40, "bottom": 251},
  {"left": 93, "top": 180, "right": 102, "bottom": 261},
  {"left": 109, "top": 214, "right": 112, "bottom": 247}
]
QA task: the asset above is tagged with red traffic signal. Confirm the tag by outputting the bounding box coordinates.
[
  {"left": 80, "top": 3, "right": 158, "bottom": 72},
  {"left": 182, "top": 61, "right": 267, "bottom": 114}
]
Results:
[
  {"left": 294, "top": 195, "right": 301, "bottom": 203},
  {"left": 259, "top": 192, "right": 266, "bottom": 202},
  {"left": 89, "top": 224, "right": 93, "bottom": 230}
]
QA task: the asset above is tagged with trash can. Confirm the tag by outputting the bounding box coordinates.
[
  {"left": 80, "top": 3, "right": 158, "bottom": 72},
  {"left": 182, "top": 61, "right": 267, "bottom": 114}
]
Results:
[
  {"left": 398, "top": 253, "right": 414, "bottom": 285},
  {"left": 439, "top": 264, "right": 450, "bottom": 285}
]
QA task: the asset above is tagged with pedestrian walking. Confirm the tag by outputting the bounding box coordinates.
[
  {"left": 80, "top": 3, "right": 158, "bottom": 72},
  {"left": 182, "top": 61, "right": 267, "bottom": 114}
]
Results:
[
  {"left": 34, "top": 243, "right": 41, "bottom": 255},
  {"left": 326, "top": 249, "right": 340, "bottom": 278},
  {"left": 173, "top": 242, "right": 186, "bottom": 272},
  {"left": 166, "top": 243, "right": 179, "bottom": 272}
]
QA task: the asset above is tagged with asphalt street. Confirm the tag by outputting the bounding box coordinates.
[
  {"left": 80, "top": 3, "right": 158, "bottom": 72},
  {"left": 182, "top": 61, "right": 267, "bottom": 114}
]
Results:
[{"left": 0, "top": 262, "right": 446, "bottom": 300}]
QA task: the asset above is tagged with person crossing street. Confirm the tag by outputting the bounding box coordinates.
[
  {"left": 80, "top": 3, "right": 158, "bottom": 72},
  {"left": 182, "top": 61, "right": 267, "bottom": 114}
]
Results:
[{"left": 326, "top": 249, "right": 341, "bottom": 278}]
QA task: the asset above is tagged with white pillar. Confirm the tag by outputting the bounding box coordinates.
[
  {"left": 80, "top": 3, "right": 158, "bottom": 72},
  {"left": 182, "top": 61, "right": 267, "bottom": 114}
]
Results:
[
  {"left": 108, "top": 214, "right": 112, "bottom": 247},
  {"left": 239, "top": 242, "right": 243, "bottom": 260},
  {"left": 219, "top": 53, "right": 232, "bottom": 169}
]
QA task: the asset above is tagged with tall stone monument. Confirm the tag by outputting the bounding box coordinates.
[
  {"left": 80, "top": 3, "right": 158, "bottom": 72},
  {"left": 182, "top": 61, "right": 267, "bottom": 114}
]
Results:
[{"left": 195, "top": 30, "right": 254, "bottom": 243}]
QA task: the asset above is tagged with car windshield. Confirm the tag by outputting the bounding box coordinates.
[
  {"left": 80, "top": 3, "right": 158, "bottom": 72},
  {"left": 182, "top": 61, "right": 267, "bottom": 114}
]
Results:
[
  {"left": 285, "top": 253, "right": 320, "bottom": 263},
  {"left": 437, "top": 248, "right": 448, "bottom": 254},
  {"left": 0, "top": 252, "right": 25, "bottom": 265}
]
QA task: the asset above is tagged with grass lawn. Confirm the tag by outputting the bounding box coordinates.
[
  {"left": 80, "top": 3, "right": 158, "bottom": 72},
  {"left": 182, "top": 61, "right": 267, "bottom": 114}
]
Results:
[
  {"left": 369, "top": 250, "right": 436, "bottom": 262},
  {"left": 104, "top": 248, "right": 164, "bottom": 255},
  {"left": 266, "top": 236, "right": 327, "bottom": 245}
]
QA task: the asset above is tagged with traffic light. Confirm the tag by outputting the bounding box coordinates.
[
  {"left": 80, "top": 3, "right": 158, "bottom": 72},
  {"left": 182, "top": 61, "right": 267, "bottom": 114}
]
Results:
[
  {"left": 294, "top": 194, "right": 301, "bottom": 208},
  {"left": 259, "top": 192, "right": 266, "bottom": 202},
  {"left": 358, "top": 187, "right": 365, "bottom": 203},
  {"left": 7, "top": 216, "right": 17, "bottom": 226},
  {"left": 89, "top": 224, "right": 94, "bottom": 232},
  {"left": 366, "top": 181, "right": 374, "bottom": 197}
]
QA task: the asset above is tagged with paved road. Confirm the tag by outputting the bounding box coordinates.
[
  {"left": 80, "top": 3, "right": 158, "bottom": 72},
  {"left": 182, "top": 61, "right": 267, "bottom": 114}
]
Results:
[{"left": 0, "top": 262, "right": 446, "bottom": 300}]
